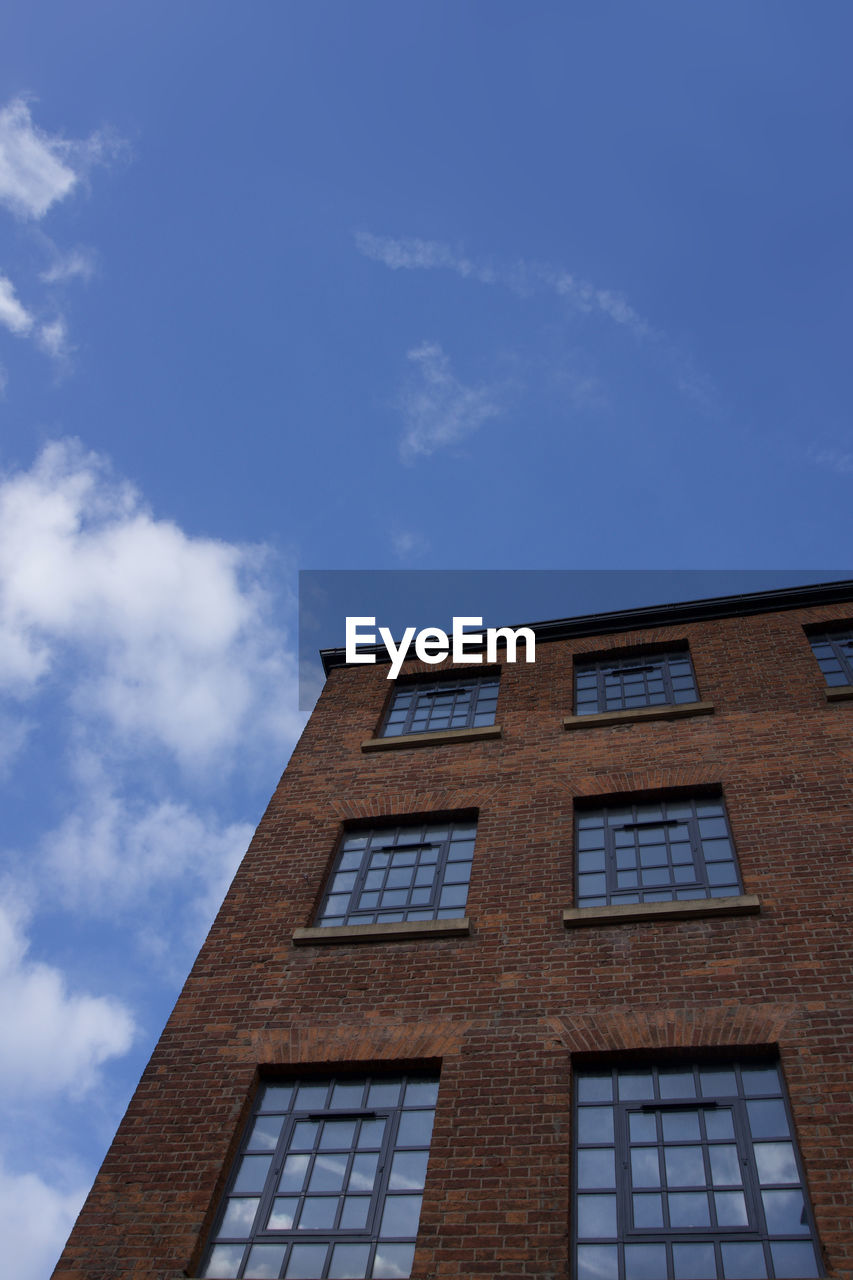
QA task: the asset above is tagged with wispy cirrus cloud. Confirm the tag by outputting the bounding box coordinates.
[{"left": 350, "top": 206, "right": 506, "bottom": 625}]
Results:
[
  {"left": 355, "top": 230, "right": 652, "bottom": 339},
  {"left": 811, "top": 447, "right": 853, "bottom": 476},
  {"left": 391, "top": 528, "right": 431, "bottom": 560},
  {"left": 40, "top": 246, "right": 96, "bottom": 286},
  {"left": 399, "top": 341, "right": 505, "bottom": 462},
  {"left": 356, "top": 230, "right": 719, "bottom": 414}
]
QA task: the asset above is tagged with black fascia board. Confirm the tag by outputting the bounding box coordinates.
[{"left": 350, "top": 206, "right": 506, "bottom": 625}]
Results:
[{"left": 319, "top": 578, "right": 853, "bottom": 675}]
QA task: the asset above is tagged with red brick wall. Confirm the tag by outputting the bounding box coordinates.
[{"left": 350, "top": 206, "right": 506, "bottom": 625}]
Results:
[{"left": 53, "top": 600, "right": 853, "bottom": 1279}]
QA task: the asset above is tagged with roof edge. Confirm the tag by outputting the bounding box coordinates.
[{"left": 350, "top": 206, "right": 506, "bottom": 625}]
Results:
[{"left": 319, "top": 577, "right": 853, "bottom": 675}]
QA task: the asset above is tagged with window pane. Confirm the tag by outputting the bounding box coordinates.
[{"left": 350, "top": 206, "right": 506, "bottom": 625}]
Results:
[
  {"left": 577, "top": 1106, "right": 614, "bottom": 1143},
  {"left": 248, "top": 1116, "right": 285, "bottom": 1149},
  {"left": 279, "top": 1155, "right": 310, "bottom": 1193},
  {"left": 769, "top": 1241, "right": 819, "bottom": 1278},
  {"left": 578, "top": 1148, "right": 616, "bottom": 1189},
  {"left": 219, "top": 1197, "right": 260, "bottom": 1236},
  {"left": 720, "top": 1242, "right": 767, "bottom": 1279},
  {"left": 244, "top": 1243, "right": 287, "bottom": 1278},
  {"left": 668, "top": 1191, "right": 711, "bottom": 1227},
  {"left": 396, "top": 1110, "right": 433, "bottom": 1147},
  {"left": 762, "top": 1188, "right": 809, "bottom": 1234},
  {"left": 258, "top": 1086, "right": 293, "bottom": 1112},
  {"left": 632, "top": 1193, "right": 663, "bottom": 1228},
  {"left": 234, "top": 1155, "right": 272, "bottom": 1194},
  {"left": 388, "top": 1150, "right": 429, "bottom": 1191},
  {"left": 577, "top": 1246, "right": 619, "bottom": 1280},
  {"left": 286, "top": 1245, "right": 329, "bottom": 1278},
  {"left": 340, "top": 1195, "right": 371, "bottom": 1229},
  {"left": 203, "top": 1244, "right": 245, "bottom": 1277},
  {"left": 672, "top": 1244, "right": 716, "bottom": 1280},
  {"left": 328, "top": 1243, "right": 371, "bottom": 1278},
  {"left": 715, "top": 1190, "right": 748, "bottom": 1226},
  {"left": 267, "top": 1196, "right": 299, "bottom": 1230},
  {"left": 308, "top": 1153, "right": 348, "bottom": 1192},
  {"left": 664, "top": 1145, "right": 705, "bottom": 1186},
  {"left": 625, "top": 1244, "right": 668, "bottom": 1280},
  {"left": 577, "top": 1194, "right": 617, "bottom": 1238},
  {"left": 379, "top": 1194, "right": 423, "bottom": 1238},
  {"left": 746, "top": 1099, "right": 789, "bottom": 1139},
  {"left": 662, "top": 1110, "right": 701, "bottom": 1141},
  {"left": 630, "top": 1148, "right": 661, "bottom": 1188},
  {"left": 298, "top": 1196, "right": 339, "bottom": 1229},
  {"left": 372, "top": 1243, "right": 416, "bottom": 1278},
  {"left": 349, "top": 1152, "right": 379, "bottom": 1191},
  {"left": 753, "top": 1142, "right": 798, "bottom": 1184}
]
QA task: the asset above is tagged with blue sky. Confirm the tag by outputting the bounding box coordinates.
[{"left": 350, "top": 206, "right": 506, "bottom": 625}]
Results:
[{"left": 0, "top": 3, "right": 851, "bottom": 1275}]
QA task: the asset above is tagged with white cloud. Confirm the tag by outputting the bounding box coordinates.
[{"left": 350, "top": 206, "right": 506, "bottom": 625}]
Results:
[
  {"left": 0, "top": 899, "right": 134, "bottom": 1100},
  {"left": 0, "top": 1160, "right": 88, "bottom": 1280},
  {"left": 37, "top": 315, "right": 71, "bottom": 360},
  {"left": 0, "top": 440, "right": 300, "bottom": 768},
  {"left": 391, "top": 529, "right": 430, "bottom": 560},
  {"left": 0, "top": 98, "right": 78, "bottom": 219},
  {"left": 356, "top": 230, "right": 492, "bottom": 281},
  {"left": 356, "top": 231, "right": 720, "bottom": 413},
  {"left": 0, "top": 97, "right": 117, "bottom": 221},
  {"left": 356, "top": 231, "right": 650, "bottom": 337},
  {"left": 43, "top": 756, "right": 253, "bottom": 924},
  {"left": 812, "top": 447, "right": 853, "bottom": 476},
  {"left": 0, "top": 274, "right": 34, "bottom": 336},
  {"left": 400, "top": 341, "right": 504, "bottom": 462},
  {"left": 39, "top": 247, "right": 95, "bottom": 285}
]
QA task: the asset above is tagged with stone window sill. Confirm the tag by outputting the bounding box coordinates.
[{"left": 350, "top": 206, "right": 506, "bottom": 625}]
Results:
[
  {"left": 563, "top": 894, "right": 760, "bottom": 928},
  {"left": 825, "top": 685, "right": 853, "bottom": 703},
  {"left": 292, "top": 917, "right": 470, "bottom": 945},
  {"left": 361, "top": 725, "right": 501, "bottom": 752},
  {"left": 564, "top": 701, "right": 714, "bottom": 730}
]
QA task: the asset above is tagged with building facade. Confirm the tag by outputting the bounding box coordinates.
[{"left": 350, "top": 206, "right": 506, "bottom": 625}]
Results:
[{"left": 53, "top": 582, "right": 853, "bottom": 1280}]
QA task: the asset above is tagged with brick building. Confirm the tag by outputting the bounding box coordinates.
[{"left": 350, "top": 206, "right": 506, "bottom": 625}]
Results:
[{"left": 53, "top": 580, "right": 853, "bottom": 1280}]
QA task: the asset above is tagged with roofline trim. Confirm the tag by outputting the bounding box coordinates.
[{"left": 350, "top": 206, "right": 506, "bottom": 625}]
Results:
[{"left": 319, "top": 577, "right": 853, "bottom": 674}]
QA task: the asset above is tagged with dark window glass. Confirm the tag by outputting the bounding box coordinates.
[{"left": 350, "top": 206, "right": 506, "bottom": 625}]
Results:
[
  {"left": 575, "top": 652, "right": 698, "bottom": 716},
  {"left": 575, "top": 797, "right": 742, "bottom": 908},
  {"left": 808, "top": 628, "right": 853, "bottom": 687},
  {"left": 316, "top": 819, "right": 476, "bottom": 927},
  {"left": 201, "top": 1073, "right": 438, "bottom": 1279},
  {"left": 380, "top": 677, "right": 499, "bottom": 737},
  {"left": 573, "top": 1061, "right": 822, "bottom": 1280}
]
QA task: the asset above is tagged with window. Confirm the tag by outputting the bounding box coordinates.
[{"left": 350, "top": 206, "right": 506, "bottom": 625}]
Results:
[
  {"left": 808, "top": 627, "right": 853, "bottom": 687},
  {"left": 573, "top": 1060, "right": 822, "bottom": 1280},
  {"left": 315, "top": 819, "right": 476, "bottom": 928},
  {"left": 575, "top": 796, "right": 742, "bottom": 909},
  {"left": 574, "top": 651, "right": 698, "bottom": 716},
  {"left": 379, "top": 675, "right": 499, "bottom": 737},
  {"left": 201, "top": 1072, "right": 438, "bottom": 1279}
]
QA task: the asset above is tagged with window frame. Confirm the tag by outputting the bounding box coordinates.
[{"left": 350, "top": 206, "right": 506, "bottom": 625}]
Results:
[
  {"left": 574, "top": 649, "right": 699, "bottom": 717},
  {"left": 572, "top": 1059, "right": 824, "bottom": 1280},
  {"left": 574, "top": 794, "right": 744, "bottom": 910},
  {"left": 806, "top": 625, "right": 853, "bottom": 687},
  {"left": 200, "top": 1071, "right": 439, "bottom": 1280},
  {"left": 314, "top": 817, "right": 477, "bottom": 929},
  {"left": 378, "top": 673, "right": 500, "bottom": 738}
]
